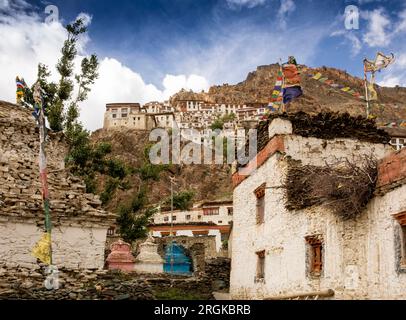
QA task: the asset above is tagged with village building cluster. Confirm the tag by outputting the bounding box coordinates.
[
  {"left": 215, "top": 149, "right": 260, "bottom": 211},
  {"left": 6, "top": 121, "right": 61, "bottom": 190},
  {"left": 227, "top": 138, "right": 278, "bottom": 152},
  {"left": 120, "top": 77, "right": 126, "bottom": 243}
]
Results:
[
  {"left": 103, "top": 100, "right": 266, "bottom": 133},
  {"left": 150, "top": 200, "right": 233, "bottom": 253}
]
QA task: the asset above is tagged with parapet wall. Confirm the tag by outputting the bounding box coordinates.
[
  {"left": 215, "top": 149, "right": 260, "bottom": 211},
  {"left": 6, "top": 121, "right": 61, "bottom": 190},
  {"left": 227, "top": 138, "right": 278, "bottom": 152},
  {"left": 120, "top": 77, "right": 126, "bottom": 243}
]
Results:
[{"left": 0, "top": 101, "right": 115, "bottom": 270}]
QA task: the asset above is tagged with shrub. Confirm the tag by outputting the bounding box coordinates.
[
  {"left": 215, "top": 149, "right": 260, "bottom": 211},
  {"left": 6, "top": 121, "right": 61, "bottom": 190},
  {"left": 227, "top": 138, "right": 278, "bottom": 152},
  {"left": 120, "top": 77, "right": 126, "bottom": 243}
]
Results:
[
  {"left": 166, "top": 190, "right": 195, "bottom": 210},
  {"left": 100, "top": 178, "right": 120, "bottom": 205}
]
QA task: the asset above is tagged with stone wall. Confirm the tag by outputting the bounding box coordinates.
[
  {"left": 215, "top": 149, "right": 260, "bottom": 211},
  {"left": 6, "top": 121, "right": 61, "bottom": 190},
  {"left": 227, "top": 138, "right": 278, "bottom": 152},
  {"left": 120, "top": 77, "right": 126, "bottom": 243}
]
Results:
[
  {"left": 0, "top": 258, "right": 231, "bottom": 300},
  {"left": 0, "top": 101, "right": 115, "bottom": 270}
]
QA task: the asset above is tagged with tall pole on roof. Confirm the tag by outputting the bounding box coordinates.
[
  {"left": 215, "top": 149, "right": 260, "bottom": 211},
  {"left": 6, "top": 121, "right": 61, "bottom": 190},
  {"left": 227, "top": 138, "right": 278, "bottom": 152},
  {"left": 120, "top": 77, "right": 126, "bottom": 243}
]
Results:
[
  {"left": 364, "top": 67, "right": 370, "bottom": 119},
  {"left": 170, "top": 176, "right": 175, "bottom": 273},
  {"left": 279, "top": 58, "right": 285, "bottom": 114}
]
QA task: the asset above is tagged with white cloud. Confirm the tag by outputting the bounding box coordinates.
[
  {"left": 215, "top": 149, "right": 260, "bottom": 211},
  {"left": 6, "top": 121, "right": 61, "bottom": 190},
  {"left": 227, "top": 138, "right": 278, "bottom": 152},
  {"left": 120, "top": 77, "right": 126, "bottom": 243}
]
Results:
[
  {"left": 363, "top": 9, "right": 391, "bottom": 47},
  {"left": 0, "top": 6, "right": 210, "bottom": 131},
  {"left": 225, "top": 0, "right": 266, "bottom": 9},
  {"left": 377, "top": 53, "right": 406, "bottom": 87},
  {"left": 395, "top": 9, "right": 406, "bottom": 33},
  {"left": 330, "top": 30, "right": 362, "bottom": 56},
  {"left": 76, "top": 12, "right": 92, "bottom": 27},
  {"left": 277, "top": 0, "right": 296, "bottom": 29}
]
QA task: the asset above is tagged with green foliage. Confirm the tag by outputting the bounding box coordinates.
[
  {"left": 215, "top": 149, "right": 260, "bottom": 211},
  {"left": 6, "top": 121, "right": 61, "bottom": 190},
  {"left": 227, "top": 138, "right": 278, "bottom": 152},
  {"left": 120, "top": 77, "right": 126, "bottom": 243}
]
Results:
[
  {"left": 138, "top": 144, "right": 168, "bottom": 181},
  {"left": 210, "top": 118, "right": 224, "bottom": 131},
  {"left": 106, "top": 159, "right": 127, "bottom": 179},
  {"left": 65, "top": 123, "right": 92, "bottom": 170},
  {"left": 167, "top": 190, "right": 195, "bottom": 210},
  {"left": 100, "top": 178, "right": 120, "bottom": 205},
  {"left": 210, "top": 113, "right": 236, "bottom": 131},
  {"left": 84, "top": 173, "right": 97, "bottom": 194},
  {"left": 116, "top": 187, "right": 156, "bottom": 242},
  {"left": 223, "top": 112, "right": 236, "bottom": 122},
  {"left": 24, "top": 18, "right": 99, "bottom": 132},
  {"left": 139, "top": 163, "right": 165, "bottom": 181}
]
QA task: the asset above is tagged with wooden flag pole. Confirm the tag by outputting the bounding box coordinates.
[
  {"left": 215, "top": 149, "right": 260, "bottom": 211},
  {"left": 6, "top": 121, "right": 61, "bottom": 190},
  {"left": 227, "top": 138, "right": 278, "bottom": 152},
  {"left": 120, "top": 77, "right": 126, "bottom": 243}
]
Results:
[{"left": 364, "top": 71, "right": 370, "bottom": 119}]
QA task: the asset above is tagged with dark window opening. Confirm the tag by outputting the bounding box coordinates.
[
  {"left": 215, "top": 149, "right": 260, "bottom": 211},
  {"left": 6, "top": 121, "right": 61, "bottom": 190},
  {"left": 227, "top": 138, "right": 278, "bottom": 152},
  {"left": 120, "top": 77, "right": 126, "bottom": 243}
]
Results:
[
  {"left": 227, "top": 207, "right": 233, "bottom": 216},
  {"left": 395, "top": 212, "right": 406, "bottom": 268},
  {"left": 306, "top": 236, "right": 323, "bottom": 276},
  {"left": 254, "top": 184, "right": 266, "bottom": 225},
  {"left": 255, "top": 250, "right": 265, "bottom": 282},
  {"left": 401, "top": 225, "right": 406, "bottom": 267},
  {"left": 203, "top": 207, "right": 220, "bottom": 216}
]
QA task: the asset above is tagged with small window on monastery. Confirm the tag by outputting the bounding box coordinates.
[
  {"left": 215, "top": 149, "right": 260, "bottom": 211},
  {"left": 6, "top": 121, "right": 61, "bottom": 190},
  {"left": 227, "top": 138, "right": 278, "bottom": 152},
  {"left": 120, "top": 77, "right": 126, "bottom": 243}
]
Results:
[
  {"left": 255, "top": 250, "right": 265, "bottom": 282},
  {"left": 254, "top": 184, "right": 266, "bottom": 224},
  {"left": 203, "top": 207, "right": 220, "bottom": 216},
  {"left": 164, "top": 217, "right": 169, "bottom": 222},
  {"left": 107, "top": 227, "right": 115, "bottom": 236},
  {"left": 402, "top": 225, "right": 406, "bottom": 267},
  {"left": 227, "top": 207, "right": 233, "bottom": 215},
  {"left": 172, "top": 216, "right": 177, "bottom": 221},
  {"left": 306, "top": 236, "right": 323, "bottom": 277},
  {"left": 394, "top": 212, "right": 406, "bottom": 268},
  {"left": 198, "top": 215, "right": 202, "bottom": 220},
  {"left": 112, "top": 114, "right": 117, "bottom": 119},
  {"left": 186, "top": 215, "right": 191, "bottom": 220},
  {"left": 218, "top": 221, "right": 223, "bottom": 224}
]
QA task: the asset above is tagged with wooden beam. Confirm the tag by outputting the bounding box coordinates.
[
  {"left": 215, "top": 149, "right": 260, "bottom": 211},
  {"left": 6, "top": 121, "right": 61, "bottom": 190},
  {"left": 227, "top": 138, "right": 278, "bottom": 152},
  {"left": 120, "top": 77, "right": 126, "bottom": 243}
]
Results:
[{"left": 264, "top": 289, "right": 335, "bottom": 300}]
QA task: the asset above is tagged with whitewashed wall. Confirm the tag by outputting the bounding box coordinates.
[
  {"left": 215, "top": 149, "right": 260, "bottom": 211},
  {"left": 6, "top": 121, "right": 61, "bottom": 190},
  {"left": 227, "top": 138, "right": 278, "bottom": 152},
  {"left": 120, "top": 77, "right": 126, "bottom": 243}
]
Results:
[
  {"left": 0, "top": 220, "right": 109, "bottom": 270},
  {"left": 230, "top": 134, "right": 404, "bottom": 299}
]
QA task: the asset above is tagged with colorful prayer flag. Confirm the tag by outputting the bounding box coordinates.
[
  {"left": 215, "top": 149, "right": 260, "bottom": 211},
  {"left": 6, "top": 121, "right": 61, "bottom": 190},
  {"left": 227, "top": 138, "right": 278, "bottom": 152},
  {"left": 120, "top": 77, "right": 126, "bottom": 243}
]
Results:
[
  {"left": 32, "top": 233, "right": 52, "bottom": 265},
  {"left": 312, "top": 73, "right": 322, "bottom": 80}
]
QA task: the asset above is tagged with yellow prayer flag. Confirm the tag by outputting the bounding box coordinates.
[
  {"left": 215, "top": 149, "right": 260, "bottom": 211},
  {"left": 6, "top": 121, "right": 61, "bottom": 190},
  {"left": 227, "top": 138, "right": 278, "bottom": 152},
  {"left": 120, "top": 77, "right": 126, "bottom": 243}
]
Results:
[
  {"left": 32, "top": 233, "right": 52, "bottom": 265},
  {"left": 367, "top": 82, "right": 378, "bottom": 101},
  {"left": 312, "top": 73, "right": 322, "bottom": 80},
  {"left": 341, "top": 87, "right": 351, "bottom": 92}
]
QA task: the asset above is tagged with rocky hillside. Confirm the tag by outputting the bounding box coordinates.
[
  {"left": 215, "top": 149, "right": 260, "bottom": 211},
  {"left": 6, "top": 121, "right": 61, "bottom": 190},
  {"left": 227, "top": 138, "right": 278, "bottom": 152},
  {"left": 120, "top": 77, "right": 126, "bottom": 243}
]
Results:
[
  {"left": 90, "top": 128, "right": 232, "bottom": 213},
  {"left": 171, "top": 64, "right": 406, "bottom": 124}
]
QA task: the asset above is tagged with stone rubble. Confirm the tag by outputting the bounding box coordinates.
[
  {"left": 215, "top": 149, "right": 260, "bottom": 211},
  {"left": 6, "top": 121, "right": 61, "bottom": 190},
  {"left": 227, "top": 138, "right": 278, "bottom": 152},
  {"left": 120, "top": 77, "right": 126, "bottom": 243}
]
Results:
[{"left": 0, "top": 101, "right": 115, "bottom": 226}]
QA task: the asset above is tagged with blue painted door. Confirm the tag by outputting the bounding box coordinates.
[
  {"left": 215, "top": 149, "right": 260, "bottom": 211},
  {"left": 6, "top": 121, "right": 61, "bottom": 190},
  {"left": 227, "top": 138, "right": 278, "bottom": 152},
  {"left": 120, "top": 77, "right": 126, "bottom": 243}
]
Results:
[{"left": 163, "top": 242, "right": 192, "bottom": 275}]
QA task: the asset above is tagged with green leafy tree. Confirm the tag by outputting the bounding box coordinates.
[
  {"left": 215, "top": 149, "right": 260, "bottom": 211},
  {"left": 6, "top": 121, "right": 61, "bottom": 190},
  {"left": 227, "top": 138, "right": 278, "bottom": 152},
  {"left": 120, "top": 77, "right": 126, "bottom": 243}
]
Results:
[
  {"left": 116, "top": 186, "right": 157, "bottom": 242},
  {"left": 25, "top": 18, "right": 99, "bottom": 134},
  {"left": 166, "top": 190, "right": 195, "bottom": 210}
]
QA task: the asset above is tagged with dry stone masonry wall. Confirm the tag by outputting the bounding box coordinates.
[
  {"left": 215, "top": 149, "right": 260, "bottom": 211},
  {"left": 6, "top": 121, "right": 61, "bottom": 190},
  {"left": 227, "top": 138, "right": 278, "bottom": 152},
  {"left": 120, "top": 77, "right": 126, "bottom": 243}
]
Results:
[{"left": 0, "top": 101, "right": 115, "bottom": 270}]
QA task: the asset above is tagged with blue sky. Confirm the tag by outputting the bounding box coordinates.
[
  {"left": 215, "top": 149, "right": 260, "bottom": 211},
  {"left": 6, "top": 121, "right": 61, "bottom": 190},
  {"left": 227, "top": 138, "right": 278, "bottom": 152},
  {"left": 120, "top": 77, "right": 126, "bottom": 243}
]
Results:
[{"left": 1, "top": 0, "right": 406, "bottom": 130}]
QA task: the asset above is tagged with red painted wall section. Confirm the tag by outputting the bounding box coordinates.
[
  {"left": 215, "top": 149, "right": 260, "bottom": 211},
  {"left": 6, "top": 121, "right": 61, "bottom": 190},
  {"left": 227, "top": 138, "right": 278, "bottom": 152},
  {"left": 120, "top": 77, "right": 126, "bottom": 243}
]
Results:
[
  {"left": 232, "top": 136, "right": 285, "bottom": 188},
  {"left": 377, "top": 148, "right": 406, "bottom": 189}
]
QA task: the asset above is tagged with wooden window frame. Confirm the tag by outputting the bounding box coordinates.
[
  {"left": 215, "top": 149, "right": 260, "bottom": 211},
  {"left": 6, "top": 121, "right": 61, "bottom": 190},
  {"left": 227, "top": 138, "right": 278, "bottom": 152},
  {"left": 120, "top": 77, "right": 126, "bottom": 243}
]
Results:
[
  {"left": 394, "top": 212, "right": 406, "bottom": 268},
  {"left": 306, "top": 236, "right": 323, "bottom": 277},
  {"left": 254, "top": 184, "right": 266, "bottom": 225},
  {"left": 255, "top": 250, "right": 266, "bottom": 283},
  {"left": 203, "top": 207, "right": 220, "bottom": 216}
]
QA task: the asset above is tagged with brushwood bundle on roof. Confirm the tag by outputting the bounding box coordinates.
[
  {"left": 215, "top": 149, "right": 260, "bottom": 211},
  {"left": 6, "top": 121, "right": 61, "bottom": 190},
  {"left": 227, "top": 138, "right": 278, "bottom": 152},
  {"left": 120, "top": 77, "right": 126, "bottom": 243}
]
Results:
[
  {"left": 283, "top": 157, "right": 378, "bottom": 220},
  {"left": 269, "top": 112, "right": 390, "bottom": 143}
]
